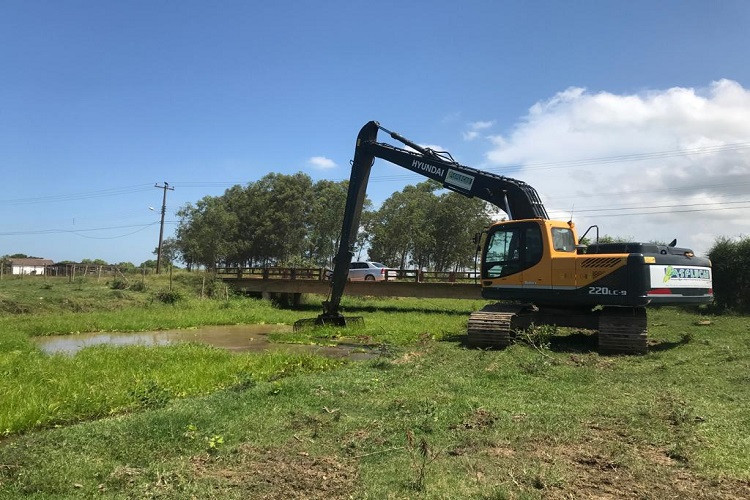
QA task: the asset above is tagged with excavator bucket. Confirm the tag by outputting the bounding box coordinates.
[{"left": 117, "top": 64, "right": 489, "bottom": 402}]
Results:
[{"left": 292, "top": 315, "right": 364, "bottom": 332}]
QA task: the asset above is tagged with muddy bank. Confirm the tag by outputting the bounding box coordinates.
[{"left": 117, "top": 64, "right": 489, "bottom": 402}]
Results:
[{"left": 34, "top": 324, "right": 376, "bottom": 360}]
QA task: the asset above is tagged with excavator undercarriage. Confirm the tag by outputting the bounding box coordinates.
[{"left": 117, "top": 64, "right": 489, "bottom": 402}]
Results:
[{"left": 466, "top": 304, "right": 648, "bottom": 354}]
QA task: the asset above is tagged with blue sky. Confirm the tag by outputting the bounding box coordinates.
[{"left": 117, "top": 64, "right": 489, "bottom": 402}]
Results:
[{"left": 2, "top": 1, "right": 749, "bottom": 263}]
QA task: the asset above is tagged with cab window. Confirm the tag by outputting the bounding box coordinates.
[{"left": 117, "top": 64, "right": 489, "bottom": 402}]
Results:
[
  {"left": 551, "top": 227, "right": 576, "bottom": 252},
  {"left": 483, "top": 223, "right": 543, "bottom": 278}
]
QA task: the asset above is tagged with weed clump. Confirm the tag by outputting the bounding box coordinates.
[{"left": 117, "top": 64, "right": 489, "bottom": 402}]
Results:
[
  {"left": 129, "top": 380, "right": 171, "bottom": 409},
  {"left": 110, "top": 278, "right": 128, "bottom": 290},
  {"left": 519, "top": 324, "right": 556, "bottom": 350},
  {"left": 155, "top": 290, "right": 182, "bottom": 304}
]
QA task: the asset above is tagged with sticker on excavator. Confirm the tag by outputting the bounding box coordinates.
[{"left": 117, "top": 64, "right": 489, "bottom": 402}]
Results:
[
  {"left": 649, "top": 265, "right": 712, "bottom": 289},
  {"left": 445, "top": 169, "right": 475, "bottom": 191}
]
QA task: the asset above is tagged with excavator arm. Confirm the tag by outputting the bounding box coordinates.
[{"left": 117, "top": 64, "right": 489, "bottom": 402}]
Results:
[{"left": 318, "top": 121, "right": 548, "bottom": 322}]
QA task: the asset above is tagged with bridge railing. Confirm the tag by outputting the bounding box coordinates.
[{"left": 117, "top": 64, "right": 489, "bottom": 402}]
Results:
[
  {"left": 385, "top": 270, "right": 479, "bottom": 283},
  {"left": 216, "top": 266, "right": 479, "bottom": 283},
  {"left": 215, "top": 266, "right": 331, "bottom": 281}
]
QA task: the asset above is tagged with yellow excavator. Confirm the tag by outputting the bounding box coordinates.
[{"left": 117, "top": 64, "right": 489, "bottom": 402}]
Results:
[{"left": 298, "top": 121, "right": 713, "bottom": 354}]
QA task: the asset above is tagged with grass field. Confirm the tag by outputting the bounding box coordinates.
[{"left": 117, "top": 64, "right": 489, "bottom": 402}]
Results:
[{"left": 0, "top": 273, "right": 748, "bottom": 498}]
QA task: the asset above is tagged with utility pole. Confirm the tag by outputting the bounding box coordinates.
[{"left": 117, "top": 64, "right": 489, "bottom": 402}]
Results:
[{"left": 154, "top": 182, "right": 174, "bottom": 274}]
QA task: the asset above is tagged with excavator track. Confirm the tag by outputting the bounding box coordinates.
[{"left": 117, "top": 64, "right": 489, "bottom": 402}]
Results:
[
  {"left": 598, "top": 307, "right": 647, "bottom": 355},
  {"left": 466, "top": 304, "right": 523, "bottom": 348}
]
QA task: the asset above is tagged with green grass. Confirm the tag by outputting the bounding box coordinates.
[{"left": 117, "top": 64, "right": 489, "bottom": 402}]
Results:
[
  {"left": 0, "top": 274, "right": 749, "bottom": 498},
  {"left": 0, "top": 336, "right": 340, "bottom": 435}
]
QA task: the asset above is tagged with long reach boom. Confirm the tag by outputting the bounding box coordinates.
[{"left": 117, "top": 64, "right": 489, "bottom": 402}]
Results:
[{"left": 318, "top": 121, "right": 548, "bottom": 324}]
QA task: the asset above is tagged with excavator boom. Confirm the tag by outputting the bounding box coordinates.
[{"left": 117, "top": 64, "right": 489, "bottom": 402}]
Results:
[{"left": 318, "top": 120, "right": 548, "bottom": 321}]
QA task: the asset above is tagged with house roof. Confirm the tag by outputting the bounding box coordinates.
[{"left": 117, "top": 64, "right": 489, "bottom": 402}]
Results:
[{"left": 10, "top": 258, "right": 54, "bottom": 266}]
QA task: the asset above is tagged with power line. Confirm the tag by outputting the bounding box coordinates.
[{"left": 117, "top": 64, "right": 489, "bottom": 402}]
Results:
[
  {"left": 567, "top": 198, "right": 750, "bottom": 214},
  {"left": 0, "top": 184, "right": 153, "bottom": 206},
  {"left": 561, "top": 203, "right": 750, "bottom": 219},
  {"left": 0, "top": 222, "right": 161, "bottom": 237},
  {"left": 500, "top": 141, "right": 750, "bottom": 172},
  {"left": 69, "top": 222, "right": 160, "bottom": 240}
]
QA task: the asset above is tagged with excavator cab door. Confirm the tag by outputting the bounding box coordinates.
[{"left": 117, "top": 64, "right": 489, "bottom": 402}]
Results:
[{"left": 482, "top": 221, "right": 545, "bottom": 283}]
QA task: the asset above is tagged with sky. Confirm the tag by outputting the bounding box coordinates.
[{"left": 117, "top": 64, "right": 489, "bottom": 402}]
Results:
[{"left": 1, "top": 0, "right": 749, "bottom": 264}]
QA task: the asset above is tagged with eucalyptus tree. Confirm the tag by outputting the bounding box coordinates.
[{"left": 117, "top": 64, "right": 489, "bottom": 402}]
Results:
[
  {"left": 430, "top": 192, "right": 494, "bottom": 272},
  {"left": 244, "top": 172, "right": 314, "bottom": 265},
  {"left": 368, "top": 181, "right": 438, "bottom": 269},
  {"left": 307, "top": 180, "right": 348, "bottom": 267},
  {"left": 175, "top": 195, "right": 238, "bottom": 270},
  {"left": 368, "top": 181, "right": 495, "bottom": 271}
]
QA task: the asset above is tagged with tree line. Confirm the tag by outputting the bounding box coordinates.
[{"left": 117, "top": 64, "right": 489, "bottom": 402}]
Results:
[{"left": 171, "top": 172, "right": 495, "bottom": 272}]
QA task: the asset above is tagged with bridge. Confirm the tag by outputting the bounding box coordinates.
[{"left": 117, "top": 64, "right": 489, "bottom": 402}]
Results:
[{"left": 217, "top": 267, "right": 483, "bottom": 301}]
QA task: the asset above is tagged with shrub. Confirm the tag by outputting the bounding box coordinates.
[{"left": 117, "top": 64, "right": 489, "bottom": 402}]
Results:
[
  {"left": 110, "top": 279, "right": 128, "bottom": 290},
  {"left": 155, "top": 290, "right": 183, "bottom": 304},
  {"left": 708, "top": 236, "right": 750, "bottom": 312}
]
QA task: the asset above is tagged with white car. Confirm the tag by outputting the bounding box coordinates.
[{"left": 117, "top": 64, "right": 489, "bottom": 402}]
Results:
[{"left": 348, "top": 261, "right": 390, "bottom": 281}]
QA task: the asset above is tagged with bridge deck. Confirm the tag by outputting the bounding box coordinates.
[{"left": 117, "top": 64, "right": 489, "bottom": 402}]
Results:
[{"left": 219, "top": 267, "right": 482, "bottom": 300}]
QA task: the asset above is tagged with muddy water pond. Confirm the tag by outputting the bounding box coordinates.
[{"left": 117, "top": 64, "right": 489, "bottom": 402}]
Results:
[{"left": 34, "top": 324, "right": 376, "bottom": 361}]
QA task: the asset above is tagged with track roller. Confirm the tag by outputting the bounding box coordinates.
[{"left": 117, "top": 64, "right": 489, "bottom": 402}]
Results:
[
  {"left": 598, "top": 307, "right": 647, "bottom": 355},
  {"left": 466, "top": 304, "right": 523, "bottom": 348}
]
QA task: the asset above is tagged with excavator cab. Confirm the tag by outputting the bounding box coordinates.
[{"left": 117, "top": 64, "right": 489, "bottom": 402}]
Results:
[
  {"left": 482, "top": 220, "right": 546, "bottom": 279},
  {"left": 479, "top": 219, "right": 580, "bottom": 301}
]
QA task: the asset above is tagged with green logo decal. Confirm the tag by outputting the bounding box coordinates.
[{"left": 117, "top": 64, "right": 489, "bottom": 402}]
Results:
[{"left": 663, "top": 265, "right": 674, "bottom": 283}]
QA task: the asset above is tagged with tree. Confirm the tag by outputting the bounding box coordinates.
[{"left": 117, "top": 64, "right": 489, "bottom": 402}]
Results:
[
  {"left": 305, "top": 180, "right": 372, "bottom": 267},
  {"left": 116, "top": 262, "right": 136, "bottom": 273},
  {"left": 243, "top": 172, "right": 313, "bottom": 265},
  {"left": 367, "top": 181, "right": 493, "bottom": 271},
  {"left": 175, "top": 195, "right": 238, "bottom": 270},
  {"left": 708, "top": 236, "right": 750, "bottom": 311},
  {"left": 153, "top": 238, "right": 180, "bottom": 269},
  {"left": 368, "top": 182, "right": 438, "bottom": 268},
  {"left": 81, "top": 258, "right": 109, "bottom": 266},
  {"left": 307, "top": 180, "right": 347, "bottom": 267},
  {"left": 430, "top": 192, "right": 494, "bottom": 272}
]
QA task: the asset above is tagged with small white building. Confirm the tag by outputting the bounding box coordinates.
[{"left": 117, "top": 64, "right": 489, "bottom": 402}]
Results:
[{"left": 10, "top": 258, "right": 54, "bottom": 275}]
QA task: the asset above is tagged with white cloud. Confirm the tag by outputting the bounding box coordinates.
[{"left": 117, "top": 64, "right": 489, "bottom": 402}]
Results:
[
  {"left": 308, "top": 156, "right": 337, "bottom": 169},
  {"left": 463, "top": 120, "right": 495, "bottom": 141},
  {"left": 483, "top": 79, "right": 750, "bottom": 253}
]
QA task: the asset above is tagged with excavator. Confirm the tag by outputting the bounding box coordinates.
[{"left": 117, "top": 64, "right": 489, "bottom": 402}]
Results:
[{"left": 297, "top": 121, "right": 713, "bottom": 354}]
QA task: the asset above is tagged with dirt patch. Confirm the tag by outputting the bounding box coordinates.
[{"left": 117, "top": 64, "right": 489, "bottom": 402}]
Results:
[
  {"left": 554, "top": 448, "right": 750, "bottom": 499},
  {"left": 526, "top": 437, "right": 750, "bottom": 499},
  {"left": 450, "top": 408, "right": 497, "bottom": 431},
  {"left": 487, "top": 445, "right": 516, "bottom": 458},
  {"left": 192, "top": 444, "right": 357, "bottom": 499},
  {"left": 568, "top": 353, "right": 616, "bottom": 369},
  {"left": 449, "top": 422, "right": 750, "bottom": 499},
  {"left": 391, "top": 351, "right": 424, "bottom": 365},
  {"left": 105, "top": 465, "right": 144, "bottom": 489}
]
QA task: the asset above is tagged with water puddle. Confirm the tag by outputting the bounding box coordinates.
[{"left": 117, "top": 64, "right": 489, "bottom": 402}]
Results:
[{"left": 34, "top": 324, "right": 377, "bottom": 361}]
